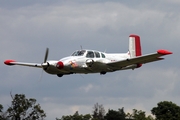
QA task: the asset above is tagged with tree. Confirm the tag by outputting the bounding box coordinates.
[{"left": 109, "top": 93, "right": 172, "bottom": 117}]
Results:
[
  {"left": 151, "top": 101, "right": 180, "bottom": 120},
  {"left": 104, "top": 107, "right": 126, "bottom": 120},
  {"left": 56, "top": 111, "right": 91, "bottom": 120},
  {"left": 92, "top": 103, "right": 105, "bottom": 120},
  {"left": 126, "top": 109, "right": 154, "bottom": 120},
  {"left": 6, "top": 93, "right": 46, "bottom": 120},
  {"left": 0, "top": 104, "right": 3, "bottom": 119},
  {"left": 131, "top": 109, "right": 154, "bottom": 120},
  {"left": 0, "top": 104, "right": 7, "bottom": 120}
]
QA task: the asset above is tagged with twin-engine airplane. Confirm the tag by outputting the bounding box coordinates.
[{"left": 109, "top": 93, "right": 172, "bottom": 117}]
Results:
[{"left": 4, "top": 35, "right": 172, "bottom": 77}]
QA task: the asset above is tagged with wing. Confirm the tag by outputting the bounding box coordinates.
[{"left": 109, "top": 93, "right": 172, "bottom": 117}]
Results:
[
  {"left": 4, "top": 60, "right": 42, "bottom": 68},
  {"left": 106, "top": 49, "right": 172, "bottom": 69}
]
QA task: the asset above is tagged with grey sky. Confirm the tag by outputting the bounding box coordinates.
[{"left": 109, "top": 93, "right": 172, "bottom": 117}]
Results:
[{"left": 0, "top": 0, "right": 179, "bottom": 119}]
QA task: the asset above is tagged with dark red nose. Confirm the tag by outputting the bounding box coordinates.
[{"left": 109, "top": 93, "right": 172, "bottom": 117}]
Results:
[{"left": 56, "top": 61, "right": 64, "bottom": 69}]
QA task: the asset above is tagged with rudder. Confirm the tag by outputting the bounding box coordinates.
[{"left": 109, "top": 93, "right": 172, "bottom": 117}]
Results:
[{"left": 129, "top": 34, "right": 142, "bottom": 58}]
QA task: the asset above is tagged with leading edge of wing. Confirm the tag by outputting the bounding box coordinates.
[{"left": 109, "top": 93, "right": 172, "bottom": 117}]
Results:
[
  {"left": 4, "top": 60, "right": 42, "bottom": 68},
  {"left": 106, "top": 49, "right": 173, "bottom": 68}
]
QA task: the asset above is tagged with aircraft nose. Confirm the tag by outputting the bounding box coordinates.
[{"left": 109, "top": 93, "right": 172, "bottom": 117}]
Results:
[{"left": 56, "top": 61, "right": 64, "bottom": 69}]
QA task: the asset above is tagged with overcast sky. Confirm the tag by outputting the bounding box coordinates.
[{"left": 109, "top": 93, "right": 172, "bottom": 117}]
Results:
[{"left": 0, "top": 0, "right": 179, "bottom": 119}]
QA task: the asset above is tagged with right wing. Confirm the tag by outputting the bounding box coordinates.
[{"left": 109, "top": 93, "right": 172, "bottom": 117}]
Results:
[{"left": 106, "top": 49, "right": 172, "bottom": 69}]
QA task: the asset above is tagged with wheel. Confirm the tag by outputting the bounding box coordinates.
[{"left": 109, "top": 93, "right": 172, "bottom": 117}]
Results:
[
  {"left": 100, "top": 71, "right": 106, "bottom": 75},
  {"left": 57, "top": 74, "right": 63, "bottom": 77}
]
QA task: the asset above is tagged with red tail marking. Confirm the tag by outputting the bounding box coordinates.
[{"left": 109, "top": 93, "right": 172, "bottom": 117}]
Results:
[
  {"left": 135, "top": 36, "right": 141, "bottom": 56},
  {"left": 130, "top": 34, "right": 142, "bottom": 57}
]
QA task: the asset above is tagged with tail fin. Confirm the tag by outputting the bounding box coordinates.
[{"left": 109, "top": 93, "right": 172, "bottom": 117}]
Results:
[{"left": 129, "top": 34, "right": 142, "bottom": 58}]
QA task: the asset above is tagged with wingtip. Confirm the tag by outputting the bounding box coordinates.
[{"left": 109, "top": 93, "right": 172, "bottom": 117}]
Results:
[
  {"left": 157, "top": 49, "right": 173, "bottom": 55},
  {"left": 4, "top": 60, "right": 16, "bottom": 65}
]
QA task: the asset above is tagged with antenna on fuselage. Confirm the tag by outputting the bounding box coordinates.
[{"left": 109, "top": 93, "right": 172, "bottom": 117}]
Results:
[{"left": 80, "top": 45, "right": 83, "bottom": 50}]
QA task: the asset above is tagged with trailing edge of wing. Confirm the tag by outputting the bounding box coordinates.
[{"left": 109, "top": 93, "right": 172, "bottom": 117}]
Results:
[
  {"left": 106, "top": 49, "right": 172, "bottom": 68},
  {"left": 4, "top": 60, "right": 42, "bottom": 68}
]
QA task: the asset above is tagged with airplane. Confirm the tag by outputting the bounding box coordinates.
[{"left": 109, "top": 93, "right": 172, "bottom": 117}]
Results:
[{"left": 4, "top": 34, "right": 172, "bottom": 77}]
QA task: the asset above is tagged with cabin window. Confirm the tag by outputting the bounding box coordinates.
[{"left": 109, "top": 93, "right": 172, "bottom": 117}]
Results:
[
  {"left": 86, "top": 51, "right": 94, "bottom": 58},
  {"left": 95, "top": 52, "right": 100, "bottom": 58},
  {"left": 101, "top": 53, "right": 106, "bottom": 58}
]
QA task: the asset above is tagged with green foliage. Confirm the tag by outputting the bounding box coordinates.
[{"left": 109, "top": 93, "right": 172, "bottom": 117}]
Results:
[
  {"left": 56, "top": 111, "right": 91, "bottom": 120},
  {"left": 0, "top": 104, "right": 5, "bottom": 120},
  {"left": 5, "top": 93, "right": 46, "bottom": 120},
  {"left": 126, "top": 109, "right": 155, "bottom": 120},
  {"left": 132, "top": 109, "right": 146, "bottom": 120},
  {"left": 92, "top": 103, "right": 105, "bottom": 120},
  {"left": 104, "top": 107, "right": 126, "bottom": 120},
  {"left": 151, "top": 101, "right": 180, "bottom": 120},
  {"left": 0, "top": 104, "right": 3, "bottom": 112},
  {"left": 1, "top": 93, "right": 180, "bottom": 120}
]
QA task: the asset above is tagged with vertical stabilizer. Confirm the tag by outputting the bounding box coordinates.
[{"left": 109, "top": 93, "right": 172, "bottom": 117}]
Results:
[{"left": 129, "top": 34, "right": 142, "bottom": 58}]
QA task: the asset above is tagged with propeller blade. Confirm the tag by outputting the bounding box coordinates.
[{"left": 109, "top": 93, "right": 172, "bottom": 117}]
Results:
[
  {"left": 38, "top": 69, "right": 44, "bottom": 82},
  {"left": 44, "top": 48, "right": 49, "bottom": 63},
  {"left": 39, "top": 48, "right": 49, "bottom": 82}
]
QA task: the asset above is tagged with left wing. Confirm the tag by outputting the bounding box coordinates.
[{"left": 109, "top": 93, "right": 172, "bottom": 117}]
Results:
[
  {"left": 4, "top": 60, "right": 42, "bottom": 68},
  {"left": 106, "top": 49, "right": 172, "bottom": 69}
]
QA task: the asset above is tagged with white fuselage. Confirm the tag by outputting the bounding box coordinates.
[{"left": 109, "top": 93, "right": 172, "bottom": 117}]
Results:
[{"left": 44, "top": 50, "right": 131, "bottom": 75}]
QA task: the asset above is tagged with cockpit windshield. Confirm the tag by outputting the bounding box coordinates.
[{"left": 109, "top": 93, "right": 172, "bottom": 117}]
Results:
[{"left": 71, "top": 50, "right": 86, "bottom": 56}]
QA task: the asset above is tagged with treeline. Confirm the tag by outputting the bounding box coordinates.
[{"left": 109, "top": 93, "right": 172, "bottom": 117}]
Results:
[
  {"left": 56, "top": 103, "right": 154, "bottom": 120},
  {"left": 1, "top": 94, "right": 180, "bottom": 120}
]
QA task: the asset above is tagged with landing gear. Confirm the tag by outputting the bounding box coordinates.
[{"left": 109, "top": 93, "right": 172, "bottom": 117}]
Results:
[
  {"left": 57, "top": 74, "right": 63, "bottom": 77},
  {"left": 100, "top": 71, "right": 106, "bottom": 75}
]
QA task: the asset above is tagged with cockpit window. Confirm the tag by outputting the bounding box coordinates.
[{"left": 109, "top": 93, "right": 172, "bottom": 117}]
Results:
[
  {"left": 86, "top": 51, "right": 94, "bottom": 58},
  {"left": 71, "top": 50, "right": 86, "bottom": 56}
]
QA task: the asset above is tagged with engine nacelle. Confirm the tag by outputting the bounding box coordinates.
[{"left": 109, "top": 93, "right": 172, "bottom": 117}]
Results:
[{"left": 86, "top": 59, "right": 94, "bottom": 67}]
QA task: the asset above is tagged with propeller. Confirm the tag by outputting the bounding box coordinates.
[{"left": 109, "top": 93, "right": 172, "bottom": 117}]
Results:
[
  {"left": 39, "top": 48, "right": 49, "bottom": 82},
  {"left": 44, "top": 48, "right": 49, "bottom": 63},
  {"left": 41, "top": 48, "right": 49, "bottom": 69}
]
